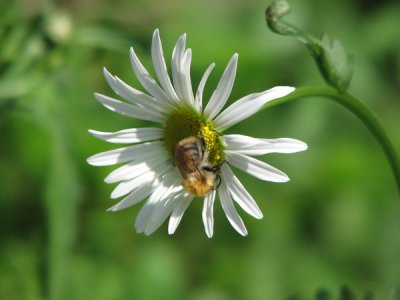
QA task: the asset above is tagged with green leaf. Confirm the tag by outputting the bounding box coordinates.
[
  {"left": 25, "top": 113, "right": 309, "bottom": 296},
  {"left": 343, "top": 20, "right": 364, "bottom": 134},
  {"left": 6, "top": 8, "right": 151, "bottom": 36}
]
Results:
[{"left": 316, "top": 34, "right": 353, "bottom": 93}]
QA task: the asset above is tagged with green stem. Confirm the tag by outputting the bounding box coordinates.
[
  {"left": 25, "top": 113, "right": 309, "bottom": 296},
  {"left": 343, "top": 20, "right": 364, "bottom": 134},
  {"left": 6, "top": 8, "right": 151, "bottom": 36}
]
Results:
[{"left": 263, "top": 86, "right": 400, "bottom": 194}]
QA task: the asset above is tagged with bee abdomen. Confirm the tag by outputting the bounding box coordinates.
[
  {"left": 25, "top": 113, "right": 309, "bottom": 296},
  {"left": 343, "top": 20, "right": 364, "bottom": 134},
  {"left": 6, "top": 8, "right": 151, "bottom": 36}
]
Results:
[
  {"left": 180, "top": 143, "right": 201, "bottom": 160},
  {"left": 175, "top": 136, "right": 203, "bottom": 162}
]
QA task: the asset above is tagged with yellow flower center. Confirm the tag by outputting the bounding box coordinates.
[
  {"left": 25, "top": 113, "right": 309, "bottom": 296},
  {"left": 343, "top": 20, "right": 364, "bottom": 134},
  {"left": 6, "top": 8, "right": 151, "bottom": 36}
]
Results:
[
  {"left": 164, "top": 106, "right": 224, "bottom": 165},
  {"left": 199, "top": 122, "right": 222, "bottom": 164}
]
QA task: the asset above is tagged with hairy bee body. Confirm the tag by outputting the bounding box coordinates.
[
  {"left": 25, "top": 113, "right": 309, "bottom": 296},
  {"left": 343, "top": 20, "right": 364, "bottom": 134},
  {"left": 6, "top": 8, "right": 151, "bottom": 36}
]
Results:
[{"left": 173, "top": 136, "right": 222, "bottom": 196}]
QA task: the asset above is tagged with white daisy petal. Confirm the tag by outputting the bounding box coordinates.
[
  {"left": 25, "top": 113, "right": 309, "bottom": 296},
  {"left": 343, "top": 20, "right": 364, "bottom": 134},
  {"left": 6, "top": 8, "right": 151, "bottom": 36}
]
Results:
[
  {"left": 135, "top": 198, "right": 159, "bottom": 234},
  {"left": 203, "top": 54, "right": 238, "bottom": 119},
  {"left": 151, "top": 29, "right": 179, "bottom": 102},
  {"left": 109, "top": 162, "right": 171, "bottom": 197},
  {"left": 87, "top": 141, "right": 164, "bottom": 166},
  {"left": 94, "top": 93, "right": 165, "bottom": 123},
  {"left": 224, "top": 134, "right": 307, "bottom": 156},
  {"left": 103, "top": 67, "right": 125, "bottom": 97},
  {"left": 152, "top": 174, "right": 183, "bottom": 213},
  {"left": 259, "top": 138, "right": 308, "bottom": 153},
  {"left": 168, "top": 194, "right": 194, "bottom": 234},
  {"left": 110, "top": 163, "right": 171, "bottom": 199},
  {"left": 104, "top": 151, "right": 168, "bottom": 183},
  {"left": 88, "top": 127, "right": 163, "bottom": 144},
  {"left": 112, "top": 76, "right": 170, "bottom": 112},
  {"left": 171, "top": 33, "right": 187, "bottom": 103},
  {"left": 221, "top": 165, "right": 263, "bottom": 219},
  {"left": 202, "top": 190, "right": 216, "bottom": 238},
  {"left": 214, "top": 86, "right": 295, "bottom": 130},
  {"left": 223, "top": 134, "right": 268, "bottom": 150},
  {"left": 129, "top": 47, "right": 174, "bottom": 105},
  {"left": 135, "top": 172, "right": 177, "bottom": 233},
  {"left": 144, "top": 198, "right": 176, "bottom": 235},
  {"left": 107, "top": 183, "right": 156, "bottom": 212},
  {"left": 195, "top": 63, "right": 215, "bottom": 112},
  {"left": 143, "top": 179, "right": 184, "bottom": 235},
  {"left": 103, "top": 68, "right": 166, "bottom": 113},
  {"left": 226, "top": 151, "right": 289, "bottom": 182},
  {"left": 180, "top": 49, "right": 195, "bottom": 106},
  {"left": 110, "top": 172, "right": 155, "bottom": 199},
  {"left": 219, "top": 181, "right": 248, "bottom": 236}
]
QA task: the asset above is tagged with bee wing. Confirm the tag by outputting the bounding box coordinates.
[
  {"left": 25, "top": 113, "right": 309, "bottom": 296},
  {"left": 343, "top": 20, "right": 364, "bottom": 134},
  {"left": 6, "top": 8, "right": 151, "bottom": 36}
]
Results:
[{"left": 174, "top": 141, "right": 204, "bottom": 178}]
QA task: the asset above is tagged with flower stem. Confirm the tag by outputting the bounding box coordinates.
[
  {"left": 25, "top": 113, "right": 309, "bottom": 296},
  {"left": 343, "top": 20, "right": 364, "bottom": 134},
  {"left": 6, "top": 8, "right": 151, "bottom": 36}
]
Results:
[{"left": 263, "top": 86, "right": 400, "bottom": 194}]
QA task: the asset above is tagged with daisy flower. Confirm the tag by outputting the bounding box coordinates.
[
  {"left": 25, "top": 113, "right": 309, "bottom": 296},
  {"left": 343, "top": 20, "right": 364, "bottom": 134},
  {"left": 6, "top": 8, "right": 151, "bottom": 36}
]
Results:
[{"left": 87, "top": 29, "right": 307, "bottom": 237}]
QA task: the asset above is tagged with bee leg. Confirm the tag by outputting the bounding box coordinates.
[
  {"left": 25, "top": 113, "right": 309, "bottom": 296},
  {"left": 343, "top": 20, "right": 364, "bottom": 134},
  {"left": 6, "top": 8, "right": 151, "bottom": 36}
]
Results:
[
  {"left": 215, "top": 174, "right": 222, "bottom": 190},
  {"left": 210, "top": 160, "right": 227, "bottom": 173},
  {"left": 221, "top": 160, "right": 229, "bottom": 167},
  {"left": 202, "top": 166, "right": 212, "bottom": 172}
]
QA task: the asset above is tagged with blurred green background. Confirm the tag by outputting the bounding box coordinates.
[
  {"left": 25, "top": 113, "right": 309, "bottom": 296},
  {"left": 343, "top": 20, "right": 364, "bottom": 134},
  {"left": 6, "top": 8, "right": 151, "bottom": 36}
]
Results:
[{"left": 1, "top": 0, "right": 399, "bottom": 299}]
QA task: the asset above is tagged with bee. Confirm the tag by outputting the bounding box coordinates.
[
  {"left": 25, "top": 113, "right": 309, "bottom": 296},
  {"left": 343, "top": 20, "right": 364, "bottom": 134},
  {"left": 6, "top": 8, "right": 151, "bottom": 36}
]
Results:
[{"left": 173, "top": 136, "right": 223, "bottom": 196}]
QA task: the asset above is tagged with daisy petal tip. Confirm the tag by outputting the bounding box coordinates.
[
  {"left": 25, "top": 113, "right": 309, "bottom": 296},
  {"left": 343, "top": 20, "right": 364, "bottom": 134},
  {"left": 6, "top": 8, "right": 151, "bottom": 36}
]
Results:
[
  {"left": 103, "top": 67, "right": 110, "bottom": 75},
  {"left": 268, "top": 86, "right": 296, "bottom": 99},
  {"left": 129, "top": 47, "right": 136, "bottom": 58},
  {"left": 255, "top": 212, "right": 264, "bottom": 220},
  {"left": 86, "top": 155, "right": 99, "bottom": 166},
  {"left": 104, "top": 176, "right": 115, "bottom": 184},
  {"left": 144, "top": 228, "right": 156, "bottom": 236},
  {"left": 239, "top": 229, "right": 248, "bottom": 237},
  {"left": 103, "top": 69, "right": 115, "bottom": 83},
  {"left": 230, "top": 53, "right": 238, "bottom": 65},
  {"left": 299, "top": 142, "right": 308, "bottom": 151},
  {"left": 204, "top": 225, "right": 214, "bottom": 238},
  {"left": 88, "top": 129, "right": 104, "bottom": 137},
  {"left": 152, "top": 29, "right": 161, "bottom": 44},
  {"left": 281, "top": 86, "right": 296, "bottom": 95},
  {"left": 168, "top": 227, "right": 177, "bottom": 235},
  {"left": 110, "top": 192, "right": 120, "bottom": 200},
  {"left": 274, "top": 174, "right": 290, "bottom": 183},
  {"left": 178, "top": 33, "right": 187, "bottom": 45},
  {"left": 93, "top": 92, "right": 102, "bottom": 101},
  {"left": 278, "top": 172, "right": 292, "bottom": 183},
  {"left": 279, "top": 173, "right": 290, "bottom": 182}
]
